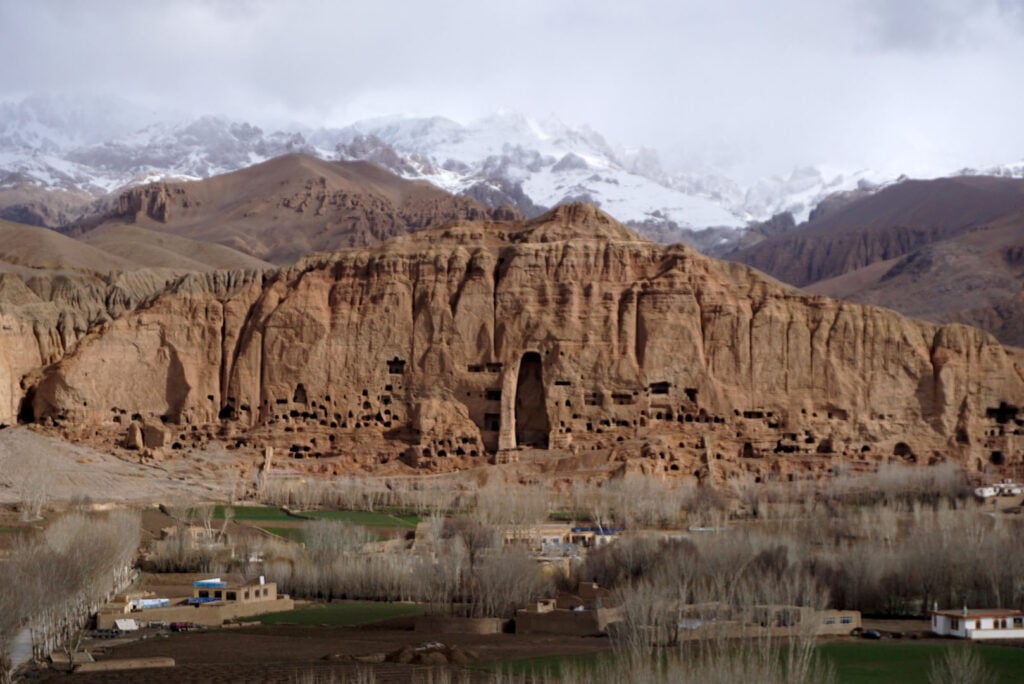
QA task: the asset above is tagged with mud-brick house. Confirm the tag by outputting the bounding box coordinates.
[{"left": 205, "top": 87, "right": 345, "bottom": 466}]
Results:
[{"left": 97, "top": 574, "right": 293, "bottom": 628}]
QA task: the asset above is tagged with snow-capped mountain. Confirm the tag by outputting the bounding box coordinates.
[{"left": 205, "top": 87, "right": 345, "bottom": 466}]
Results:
[
  {"left": 317, "top": 111, "right": 747, "bottom": 232},
  {"left": 3, "top": 94, "right": 1018, "bottom": 249}
]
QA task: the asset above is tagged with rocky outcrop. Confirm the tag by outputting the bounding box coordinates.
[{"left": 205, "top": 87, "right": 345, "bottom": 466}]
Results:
[
  {"left": 116, "top": 184, "right": 182, "bottom": 223},
  {"left": 22, "top": 204, "right": 1024, "bottom": 476}
]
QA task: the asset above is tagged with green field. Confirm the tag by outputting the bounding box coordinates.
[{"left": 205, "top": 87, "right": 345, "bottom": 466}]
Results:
[
  {"left": 208, "top": 505, "right": 294, "bottom": 521},
  {"left": 258, "top": 526, "right": 306, "bottom": 542},
  {"left": 295, "top": 510, "right": 420, "bottom": 529},
  {"left": 255, "top": 600, "right": 424, "bottom": 627},
  {"left": 821, "top": 641, "right": 1024, "bottom": 684},
  {"left": 204, "top": 506, "right": 420, "bottom": 530},
  {"left": 480, "top": 642, "right": 1024, "bottom": 683}
]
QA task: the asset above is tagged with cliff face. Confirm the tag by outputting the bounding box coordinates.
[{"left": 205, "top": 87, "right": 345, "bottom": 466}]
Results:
[
  {"left": 17, "top": 204, "right": 1024, "bottom": 475},
  {"left": 0, "top": 267, "right": 188, "bottom": 427}
]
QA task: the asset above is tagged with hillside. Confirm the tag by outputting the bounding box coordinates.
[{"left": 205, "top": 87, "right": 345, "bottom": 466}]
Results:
[
  {"left": 727, "top": 176, "right": 1024, "bottom": 345},
  {"left": 0, "top": 218, "right": 135, "bottom": 273},
  {"left": 79, "top": 224, "right": 273, "bottom": 272},
  {"left": 79, "top": 154, "right": 517, "bottom": 264}
]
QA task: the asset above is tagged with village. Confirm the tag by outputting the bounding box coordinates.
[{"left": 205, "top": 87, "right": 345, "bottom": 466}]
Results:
[{"left": 3, "top": 461, "right": 1020, "bottom": 682}]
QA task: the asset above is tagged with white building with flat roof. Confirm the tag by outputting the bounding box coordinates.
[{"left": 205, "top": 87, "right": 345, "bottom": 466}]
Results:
[{"left": 931, "top": 608, "right": 1024, "bottom": 639}]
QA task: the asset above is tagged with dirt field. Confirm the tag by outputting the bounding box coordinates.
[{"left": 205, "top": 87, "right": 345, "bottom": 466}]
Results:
[
  {"left": 40, "top": 621, "right": 612, "bottom": 683},
  {"left": 0, "top": 426, "right": 250, "bottom": 505}
]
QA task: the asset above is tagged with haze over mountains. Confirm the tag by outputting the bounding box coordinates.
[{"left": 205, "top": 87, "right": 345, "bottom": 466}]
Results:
[{"left": 10, "top": 93, "right": 1024, "bottom": 249}]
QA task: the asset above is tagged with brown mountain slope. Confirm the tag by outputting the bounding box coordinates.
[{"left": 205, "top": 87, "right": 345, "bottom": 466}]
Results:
[
  {"left": 0, "top": 218, "right": 135, "bottom": 273},
  {"left": 806, "top": 216, "right": 1024, "bottom": 345},
  {"left": 82, "top": 154, "right": 516, "bottom": 265},
  {"left": 11, "top": 203, "right": 1023, "bottom": 480},
  {"left": 730, "top": 176, "right": 1024, "bottom": 287},
  {"left": 727, "top": 176, "right": 1024, "bottom": 346},
  {"left": 80, "top": 224, "right": 273, "bottom": 272}
]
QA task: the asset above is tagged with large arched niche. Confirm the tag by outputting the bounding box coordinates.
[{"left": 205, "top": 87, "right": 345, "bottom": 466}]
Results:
[{"left": 513, "top": 351, "right": 550, "bottom": 448}]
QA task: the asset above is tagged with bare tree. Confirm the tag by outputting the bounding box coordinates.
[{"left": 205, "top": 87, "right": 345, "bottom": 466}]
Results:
[{"left": 928, "top": 646, "right": 996, "bottom": 684}]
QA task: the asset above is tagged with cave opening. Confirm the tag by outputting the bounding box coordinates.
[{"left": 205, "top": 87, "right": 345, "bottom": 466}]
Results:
[
  {"left": 515, "top": 351, "right": 550, "bottom": 448},
  {"left": 16, "top": 387, "right": 36, "bottom": 424}
]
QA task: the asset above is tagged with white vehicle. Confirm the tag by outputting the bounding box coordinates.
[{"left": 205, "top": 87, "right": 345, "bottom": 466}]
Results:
[
  {"left": 974, "top": 486, "right": 997, "bottom": 499},
  {"left": 995, "top": 482, "right": 1023, "bottom": 496}
]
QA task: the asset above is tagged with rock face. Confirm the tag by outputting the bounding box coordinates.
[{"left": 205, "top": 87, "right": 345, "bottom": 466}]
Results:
[
  {"left": 0, "top": 217, "right": 270, "bottom": 430},
  {"left": 16, "top": 204, "right": 1024, "bottom": 476}
]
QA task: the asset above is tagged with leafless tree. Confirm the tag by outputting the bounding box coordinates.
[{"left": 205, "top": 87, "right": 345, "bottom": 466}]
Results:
[
  {"left": 928, "top": 645, "right": 996, "bottom": 684},
  {"left": 471, "top": 546, "right": 549, "bottom": 619}
]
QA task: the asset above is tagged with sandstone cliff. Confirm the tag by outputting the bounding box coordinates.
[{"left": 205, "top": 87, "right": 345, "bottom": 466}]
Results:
[
  {"left": 0, "top": 219, "right": 269, "bottom": 428},
  {"left": 21, "top": 204, "right": 1024, "bottom": 477}
]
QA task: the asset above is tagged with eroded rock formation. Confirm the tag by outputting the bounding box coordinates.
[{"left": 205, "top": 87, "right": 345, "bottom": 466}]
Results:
[{"left": 13, "top": 204, "right": 1024, "bottom": 477}]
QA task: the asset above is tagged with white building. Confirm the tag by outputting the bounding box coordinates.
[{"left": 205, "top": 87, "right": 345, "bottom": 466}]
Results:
[{"left": 931, "top": 608, "right": 1024, "bottom": 639}]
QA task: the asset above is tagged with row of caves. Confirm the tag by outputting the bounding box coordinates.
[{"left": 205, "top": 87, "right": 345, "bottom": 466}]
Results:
[{"left": 17, "top": 343, "right": 1023, "bottom": 476}]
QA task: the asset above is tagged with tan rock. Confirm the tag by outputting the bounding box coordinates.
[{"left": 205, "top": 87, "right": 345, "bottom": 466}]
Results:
[
  {"left": 124, "top": 422, "right": 144, "bottom": 450},
  {"left": 12, "top": 203, "right": 1024, "bottom": 474}
]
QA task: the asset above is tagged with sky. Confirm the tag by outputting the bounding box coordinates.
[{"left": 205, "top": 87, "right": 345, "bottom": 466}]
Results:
[{"left": 2, "top": 0, "right": 1024, "bottom": 181}]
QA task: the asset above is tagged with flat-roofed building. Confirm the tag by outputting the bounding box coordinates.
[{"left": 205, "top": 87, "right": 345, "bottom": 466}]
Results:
[{"left": 931, "top": 608, "right": 1024, "bottom": 639}]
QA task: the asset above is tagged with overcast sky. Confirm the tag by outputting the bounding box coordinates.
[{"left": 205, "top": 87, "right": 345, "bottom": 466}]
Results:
[{"left": 2, "top": 0, "right": 1024, "bottom": 180}]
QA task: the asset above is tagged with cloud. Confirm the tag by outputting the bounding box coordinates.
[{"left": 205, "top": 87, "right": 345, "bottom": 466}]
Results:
[
  {"left": 857, "top": 0, "right": 1024, "bottom": 52},
  {"left": 1, "top": 0, "right": 1023, "bottom": 178}
]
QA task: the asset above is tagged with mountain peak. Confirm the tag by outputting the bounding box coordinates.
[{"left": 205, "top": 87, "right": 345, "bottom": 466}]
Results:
[{"left": 521, "top": 202, "right": 646, "bottom": 243}]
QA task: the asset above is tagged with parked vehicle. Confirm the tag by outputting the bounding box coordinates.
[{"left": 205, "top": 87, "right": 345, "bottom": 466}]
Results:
[
  {"left": 91, "top": 629, "right": 121, "bottom": 639},
  {"left": 862, "top": 629, "right": 882, "bottom": 639},
  {"left": 169, "top": 622, "right": 203, "bottom": 632}
]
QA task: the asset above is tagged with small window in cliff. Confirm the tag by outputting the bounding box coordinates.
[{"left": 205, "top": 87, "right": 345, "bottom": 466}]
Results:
[
  {"left": 387, "top": 358, "right": 407, "bottom": 375},
  {"left": 293, "top": 384, "right": 308, "bottom": 404},
  {"left": 650, "top": 382, "right": 671, "bottom": 395},
  {"left": 485, "top": 363, "right": 503, "bottom": 373},
  {"left": 684, "top": 388, "right": 698, "bottom": 402},
  {"left": 484, "top": 413, "right": 500, "bottom": 431},
  {"left": 986, "top": 402, "right": 1020, "bottom": 424},
  {"left": 485, "top": 389, "right": 502, "bottom": 401},
  {"left": 612, "top": 392, "right": 635, "bottom": 405},
  {"left": 990, "top": 451, "right": 1005, "bottom": 466}
]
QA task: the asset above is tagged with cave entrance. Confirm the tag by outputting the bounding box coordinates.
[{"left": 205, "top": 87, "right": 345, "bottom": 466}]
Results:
[
  {"left": 515, "top": 352, "right": 550, "bottom": 448},
  {"left": 17, "top": 387, "right": 36, "bottom": 424}
]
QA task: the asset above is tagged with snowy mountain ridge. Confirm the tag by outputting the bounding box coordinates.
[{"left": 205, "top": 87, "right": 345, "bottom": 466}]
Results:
[{"left": 1, "top": 95, "right": 1020, "bottom": 247}]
